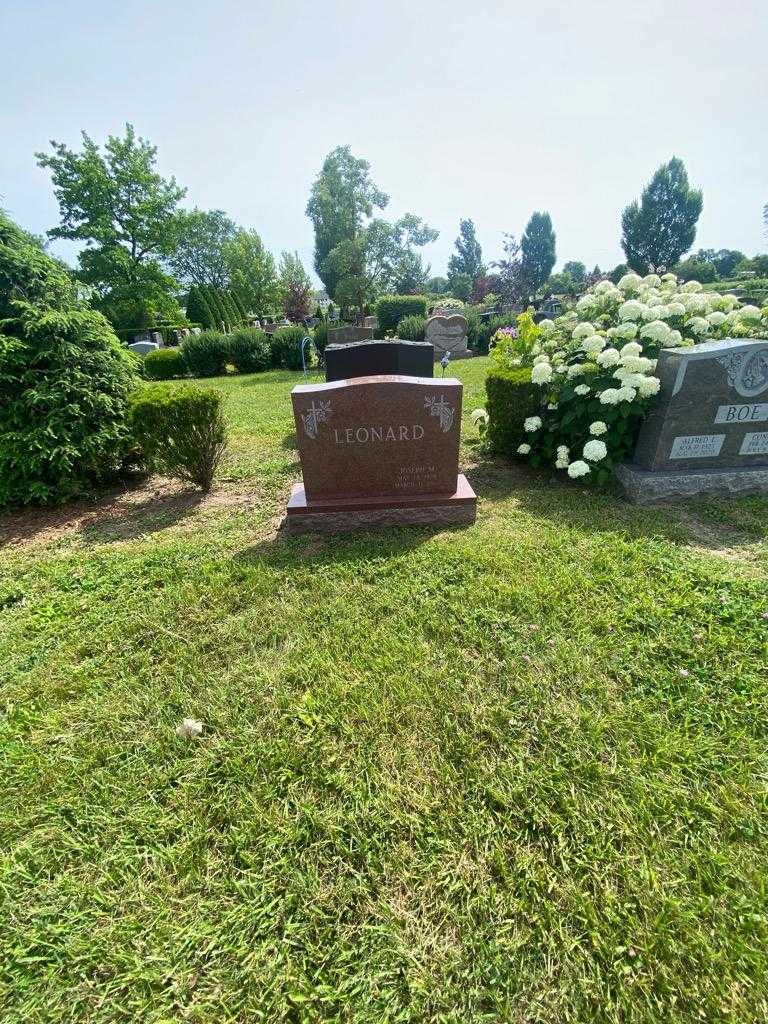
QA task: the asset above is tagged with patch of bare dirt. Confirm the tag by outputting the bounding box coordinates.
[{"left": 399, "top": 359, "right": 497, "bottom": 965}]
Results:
[{"left": 0, "top": 476, "right": 264, "bottom": 550}]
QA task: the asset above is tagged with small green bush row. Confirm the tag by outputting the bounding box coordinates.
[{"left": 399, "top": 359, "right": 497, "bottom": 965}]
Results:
[
  {"left": 157, "top": 328, "right": 315, "bottom": 379},
  {"left": 485, "top": 367, "right": 540, "bottom": 456},
  {"left": 375, "top": 295, "right": 428, "bottom": 332}
]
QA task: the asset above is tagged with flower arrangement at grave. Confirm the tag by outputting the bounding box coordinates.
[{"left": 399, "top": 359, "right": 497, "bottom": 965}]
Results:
[{"left": 489, "top": 274, "right": 768, "bottom": 484}]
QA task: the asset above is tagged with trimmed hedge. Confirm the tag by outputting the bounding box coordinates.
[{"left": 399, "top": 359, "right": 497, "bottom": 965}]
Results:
[
  {"left": 144, "top": 347, "right": 186, "bottom": 380},
  {"left": 228, "top": 328, "right": 270, "bottom": 373},
  {"left": 485, "top": 367, "right": 541, "bottom": 456},
  {"left": 396, "top": 314, "right": 426, "bottom": 341},
  {"left": 180, "top": 331, "right": 230, "bottom": 377},
  {"left": 375, "top": 295, "right": 428, "bottom": 332},
  {"left": 128, "top": 384, "right": 227, "bottom": 492},
  {"left": 270, "top": 326, "right": 310, "bottom": 370}
]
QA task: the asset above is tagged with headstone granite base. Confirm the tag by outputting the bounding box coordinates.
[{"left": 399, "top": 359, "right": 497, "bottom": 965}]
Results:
[
  {"left": 285, "top": 474, "right": 477, "bottom": 533},
  {"left": 617, "top": 463, "right": 768, "bottom": 504}
]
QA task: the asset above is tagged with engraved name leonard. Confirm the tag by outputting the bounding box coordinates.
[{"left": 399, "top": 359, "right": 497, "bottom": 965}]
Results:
[{"left": 300, "top": 394, "right": 456, "bottom": 442}]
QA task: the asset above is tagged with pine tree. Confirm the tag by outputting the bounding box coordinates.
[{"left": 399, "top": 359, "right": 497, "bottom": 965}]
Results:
[
  {"left": 222, "top": 290, "right": 241, "bottom": 327},
  {"left": 521, "top": 212, "right": 556, "bottom": 297},
  {"left": 229, "top": 289, "right": 248, "bottom": 322},
  {"left": 621, "top": 158, "right": 703, "bottom": 272},
  {"left": 447, "top": 219, "right": 484, "bottom": 287}
]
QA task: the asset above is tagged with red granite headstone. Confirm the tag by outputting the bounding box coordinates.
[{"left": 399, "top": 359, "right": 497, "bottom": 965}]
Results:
[{"left": 285, "top": 375, "right": 476, "bottom": 532}]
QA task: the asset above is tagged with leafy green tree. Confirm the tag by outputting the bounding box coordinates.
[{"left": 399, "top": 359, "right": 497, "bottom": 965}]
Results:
[
  {"left": 447, "top": 219, "right": 484, "bottom": 288},
  {"left": 427, "top": 275, "right": 450, "bottom": 294},
  {"left": 674, "top": 256, "right": 718, "bottom": 283},
  {"left": 491, "top": 234, "right": 527, "bottom": 307},
  {"left": 608, "top": 263, "right": 628, "bottom": 284},
  {"left": 36, "top": 124, "right": 186, "bottom": 326},
  {"left": 521, "top": 212, "right": 556, "bottom": 297},
  {"left": 168, "top": 208, "right": 237, "bottom": 287},
  {"left": 278, "top": 251, "right": 313, "bottom": 320},
  {"left": 323, "top": 214, "right": 437, "bottom": 314},
  {"left": 621, "top": 157, "right": 703, "bottom": 272},
  {"left": 562, "top": 261, "right": 586, "bottom": 283},
  {"left": 450, "top": 273, "right": 473, "bottom": 301},
  {"left": 222, "top": 229, "right": 279, "bottom": 316},
  {"left": 306, "top": 146, "right": 389, "bottom": 297}
]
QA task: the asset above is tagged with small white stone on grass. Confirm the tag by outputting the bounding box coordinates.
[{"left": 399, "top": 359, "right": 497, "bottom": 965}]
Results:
[{"left": 176, "top": 718, "right": 204, "bottom": 739}]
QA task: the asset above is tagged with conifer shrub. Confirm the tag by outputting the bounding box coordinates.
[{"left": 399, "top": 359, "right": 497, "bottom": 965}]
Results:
[{"left": 0, "top": 211, "right": 140, "bottom": 506}]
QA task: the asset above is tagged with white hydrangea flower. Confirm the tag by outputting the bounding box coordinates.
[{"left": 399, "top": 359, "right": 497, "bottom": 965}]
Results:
[
  {"left": 739, "top": 305, "right": 762, "bottom": 323},
  {"left": 594, "top": 280, "right": 617, "bottom": 296},
  {"left": 653, "top": 305, "right": 671, "bottom": 320},
  {"left": 707, "top": 311, "right": 727, "bottom": 327},
  {"left": 613, "top": 369, "right": 645, "bottom": 389},
  {"left": 533, "top": 353, "right": 550, "bottom": 365},
  {"left": 683, "top": 293, "right": 709, "bottom": 315},
  {"left": 667, "top": 302, "right": 686, "bottom": 317},
  {"left": 621, "top": 355, "right": 655, "bottom": 373},
  {"left": 599, "top": 388, "right": 621, "bottom": 405},
  {"left": 596, "top": 347, "right": 621, "bottom": 367},
  {"left": 567, "top": 460, "right": 590, "bottom": 478},
  {"left": 641, "top": 304, "right": 660, "bottom": 321},
  {"left": 617, "top": 273, "right": 643, "bottom": 292},
  {"left": 539, "top": 319, "right": 555, "bottom": 333},
  {"left": 576, "top": 295, "right": 596, "bottom": 314},
  {"left": 567, "top": 363, "right": 585, "bottom": 378},
  {"left": 555, "top": 458, "right": 569, "bottom": 470},
  {"left": 688, "top": 316, "right": 710, "bottom": 335},
  {"left": 616, "top": 386, "right": 637, "bottom": 402},
  {"left": 531, "top": 362, "right": 554, "bottom": 385},
  {"left": 637, "top": 376, "right": 661, "bottom": 397},
  {"left": 661, "top": 273, "right": 677, "bottom": 284},
  {"left": 556, "top": 445, "right": 569, "bottom": 459},
  {"left": 666, "top": 329, "right": 684, "bottom": 347},
  {"left": 524, "top": 416, "right": 542, "bottom": 432},
  {"left": 618, "top": 300, "right": 646, "bottom": 321},
  {"left": 582, "top": 335, "right": 606, "bottom": 354},
  {"left": 642, "top": 274, "right": 662, "bottom": 287},
  {"left": 574, "top": 384, "right": 591, "bottom": 396},
  {"left": 573, "top": 322, "right": 595, "bottom": 341},
  {"left": 517, "top": 443, "right": 531, "bottom": 455},
  {"left": 681, "top": 280, "right": 703, "bottom": 292},
  {"left": 589, "top": 421, "right": 608, "bottom": 435},
  {"left": 640, "top": 320, "right": 671, "bottom": 343},
  {"left": 583, "top": 439, "right": 608, "bottom": 462},
  {"left": 615, "top": 321, "right": 639, "bottom": 340},
  {"left": 619, "top": 342, "right": 643, "bottom": 358}
]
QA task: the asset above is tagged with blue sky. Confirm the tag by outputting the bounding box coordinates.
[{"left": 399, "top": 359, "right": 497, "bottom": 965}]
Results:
[{"left": 1, "top": 0, "right": 766, "bottom": 284}]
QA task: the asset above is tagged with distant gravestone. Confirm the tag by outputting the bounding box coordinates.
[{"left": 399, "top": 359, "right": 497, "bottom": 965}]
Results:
[
  {"left": 327, "top": 325, "right": 375, "bottom": 346},
  {"left": 284, "top": 375, "right": 476, "bottom": 533},
  {"left": 325, "top": 340, "right": 433, "bottom": 382},
  {"left": 363, "top": 315, "right": 377, "bottom": 330},
  {"left": 618, "top": 339, "right": 768, "bottom": 502},
  {"left": 425, "top": 314, "right": 471, "bottom": 360},
  {"left": 128, "top": 340, "right": 160, "bottom": 356}
]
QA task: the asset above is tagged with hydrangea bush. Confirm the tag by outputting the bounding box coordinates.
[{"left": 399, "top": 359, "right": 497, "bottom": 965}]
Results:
[{"left": 490, "top": 274, "right": 768, "bottom": 484}]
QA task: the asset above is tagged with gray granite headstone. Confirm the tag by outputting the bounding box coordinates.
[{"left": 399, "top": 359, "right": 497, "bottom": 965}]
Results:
[
  {"left": 618, "top": 339, "right": 768, "bottom": 502},
  {"left": 128, "top": 340, "right": 160, "bottom": 355},
  {"left": 328, "top": 325, "right": 375, "bottom": 346},
  {"left": 424, "top": 314, "right": 471, "bottom": 360}
]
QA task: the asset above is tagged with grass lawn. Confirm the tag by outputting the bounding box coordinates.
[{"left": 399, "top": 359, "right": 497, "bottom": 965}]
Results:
[{"left": 2, "top": 357, "right": 768, "bottom": 1023}]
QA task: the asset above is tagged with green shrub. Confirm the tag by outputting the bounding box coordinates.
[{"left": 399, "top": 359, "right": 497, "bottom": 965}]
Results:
[
  {"left": 270, "top": 326, "right": 310, "bottom": 370},
  {"left": 185, "top": 285, "right": 216, "bottom": 330},
  {"left": 0, "top": 211, "right": 140, "bottom": 506},
  {"left": 485, "top": 367, "right": 540, "bottom": 457},
  {"left": 396, "top": 314, "right": 426, "bottom": 341},
  {"left": 313, "top": 320, "right": 328, "bottom": 357},
  {"left": 144, "top": 347, "right": 186, "bottom": 380},
  {"left": 471, "top": 312, "right": 517, "bottom": 355},
  {"left": 180, "top": 330, "right": 230, "bottom": 377},
  {"left": 128, "top": 384, "right": 227, "bottom": 491},
  {"left": 228, "top": 329, "right": 270, "bottom": 373},
  {"left": 375, "top": 295, "right": 428, "bottom": 332}
]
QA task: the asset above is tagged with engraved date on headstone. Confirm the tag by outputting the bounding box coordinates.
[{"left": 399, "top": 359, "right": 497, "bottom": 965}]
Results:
[{"left": 669, "top": 435, "right": 725, "bottom": 460}]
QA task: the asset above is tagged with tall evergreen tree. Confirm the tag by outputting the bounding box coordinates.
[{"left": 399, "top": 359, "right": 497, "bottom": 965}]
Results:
[
  {"left": 621, "top": 158, "right": 703, "bottom": 272},
  {"left": 186, "top": 285, "right": 215, "bottom": 329},
  {"left": 521, "top": 212, "right": 556, "bottom": 296},
  {"left": 447, "top": 219, "right": 484, "bottom": 285}
]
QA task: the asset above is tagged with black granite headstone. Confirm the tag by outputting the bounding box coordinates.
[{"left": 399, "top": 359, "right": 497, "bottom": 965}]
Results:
[
  {"left": 327, "top": 325, "right": 375, "bottom": 346},
  {"left": 325, "top": 340, "right": 434, "bottom": 382}
]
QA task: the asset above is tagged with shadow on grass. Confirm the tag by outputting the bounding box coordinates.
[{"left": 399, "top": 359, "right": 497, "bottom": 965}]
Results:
[
  {"left": 79, "top": 489, "right": 204, "bottom": 544},
  {"left": 466, "top": 454, "right": 768, "bottom": 552}
]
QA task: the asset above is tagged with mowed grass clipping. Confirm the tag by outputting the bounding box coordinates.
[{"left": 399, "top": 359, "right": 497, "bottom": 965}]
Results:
[{"left": 1, "top": 357, "right": 768, "bottom": 1023}]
